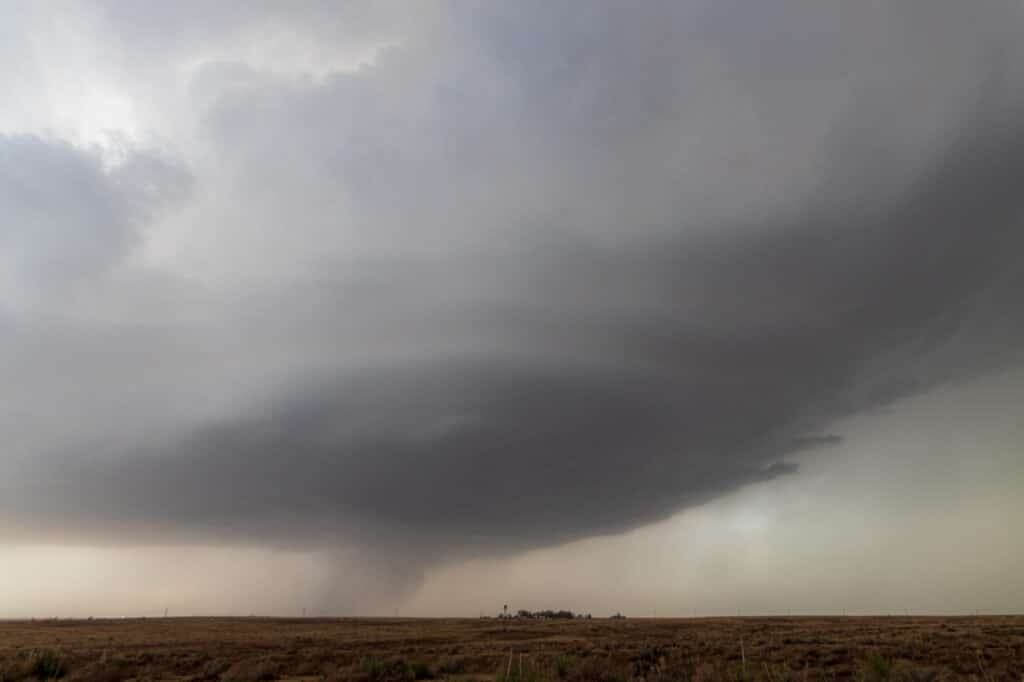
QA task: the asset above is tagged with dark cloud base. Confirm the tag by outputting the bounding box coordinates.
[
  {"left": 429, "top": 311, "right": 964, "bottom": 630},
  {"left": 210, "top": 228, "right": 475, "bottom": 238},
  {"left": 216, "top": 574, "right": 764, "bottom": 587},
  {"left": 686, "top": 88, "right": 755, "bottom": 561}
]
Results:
[{"left": 10, "top": 81, "right": 1024, "bottom": 560}]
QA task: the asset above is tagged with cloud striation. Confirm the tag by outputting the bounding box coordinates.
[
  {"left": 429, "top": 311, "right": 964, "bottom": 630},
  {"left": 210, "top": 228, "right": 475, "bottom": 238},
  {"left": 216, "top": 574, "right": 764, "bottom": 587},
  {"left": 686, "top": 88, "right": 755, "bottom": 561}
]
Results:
[{"left": 2, "top": 0, "right": 1024, "bottom": 603}]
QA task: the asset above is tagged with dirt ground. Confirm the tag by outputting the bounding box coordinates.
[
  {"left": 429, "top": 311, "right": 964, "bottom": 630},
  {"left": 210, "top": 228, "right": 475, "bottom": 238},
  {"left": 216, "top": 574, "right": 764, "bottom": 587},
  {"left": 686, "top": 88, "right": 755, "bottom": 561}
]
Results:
[{"left": 0, "top": 616, "right": 1021, "bottom": 681}]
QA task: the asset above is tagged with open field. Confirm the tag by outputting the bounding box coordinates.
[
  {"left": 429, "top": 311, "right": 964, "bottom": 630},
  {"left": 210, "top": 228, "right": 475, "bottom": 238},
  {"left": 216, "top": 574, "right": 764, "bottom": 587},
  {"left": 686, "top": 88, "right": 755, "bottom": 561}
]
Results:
[{"left": 0, "top": 616, "right": 1021, "bottom": 682}]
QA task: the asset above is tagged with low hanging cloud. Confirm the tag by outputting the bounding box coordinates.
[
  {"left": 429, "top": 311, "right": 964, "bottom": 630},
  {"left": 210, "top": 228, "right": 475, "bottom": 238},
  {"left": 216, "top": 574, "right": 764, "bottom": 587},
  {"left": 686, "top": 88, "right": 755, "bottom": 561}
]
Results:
[{"left": 3, "top": 0, "right": 1024, "bottom": 603}]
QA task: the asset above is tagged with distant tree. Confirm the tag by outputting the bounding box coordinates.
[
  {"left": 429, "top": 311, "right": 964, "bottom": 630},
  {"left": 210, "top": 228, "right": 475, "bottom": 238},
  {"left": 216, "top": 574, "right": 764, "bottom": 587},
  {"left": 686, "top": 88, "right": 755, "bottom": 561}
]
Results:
[{"left": 515, "top": 609, "right": 577, "bottom": 620}]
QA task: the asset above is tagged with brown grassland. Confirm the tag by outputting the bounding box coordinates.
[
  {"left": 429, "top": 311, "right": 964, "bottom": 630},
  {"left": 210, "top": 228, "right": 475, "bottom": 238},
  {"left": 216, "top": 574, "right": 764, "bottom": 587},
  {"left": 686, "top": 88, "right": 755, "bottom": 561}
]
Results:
[{"left": 0, "top": 616, "right": 1021, "bottom": 682}]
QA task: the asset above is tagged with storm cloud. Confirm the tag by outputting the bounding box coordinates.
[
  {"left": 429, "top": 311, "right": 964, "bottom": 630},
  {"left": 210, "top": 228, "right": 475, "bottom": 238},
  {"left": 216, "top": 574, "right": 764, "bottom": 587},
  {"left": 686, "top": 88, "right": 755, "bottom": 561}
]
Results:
[{"left": 3, "top": 0, "right": 1024, "bottom": 603}]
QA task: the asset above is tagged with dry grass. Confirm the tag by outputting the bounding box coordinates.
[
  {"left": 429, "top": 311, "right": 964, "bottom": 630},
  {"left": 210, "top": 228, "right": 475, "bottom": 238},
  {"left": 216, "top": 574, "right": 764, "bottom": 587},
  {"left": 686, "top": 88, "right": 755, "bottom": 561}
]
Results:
[{"left": 0, "top": 616, "right": 1020, "bottom": 681}]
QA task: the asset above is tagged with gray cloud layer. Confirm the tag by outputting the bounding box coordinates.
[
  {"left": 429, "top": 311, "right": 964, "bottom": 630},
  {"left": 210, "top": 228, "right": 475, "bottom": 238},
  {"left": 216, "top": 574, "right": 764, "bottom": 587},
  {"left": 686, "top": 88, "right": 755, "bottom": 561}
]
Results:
[
  {"left": 3, "top": 0, "right": 1024, "bottom": 587},
  {"left": 0, "top": 135, "right": 189, "bottom": 309}
]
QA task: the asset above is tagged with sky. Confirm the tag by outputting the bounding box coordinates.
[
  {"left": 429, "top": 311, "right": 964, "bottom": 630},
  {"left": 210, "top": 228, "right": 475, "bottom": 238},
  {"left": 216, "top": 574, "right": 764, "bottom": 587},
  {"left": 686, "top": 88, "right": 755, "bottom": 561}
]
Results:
[{"left": 1, "top": 0, "right": 1023, "bottom": 618}]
